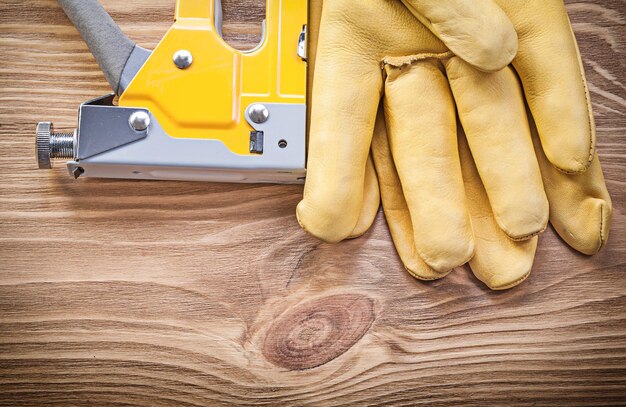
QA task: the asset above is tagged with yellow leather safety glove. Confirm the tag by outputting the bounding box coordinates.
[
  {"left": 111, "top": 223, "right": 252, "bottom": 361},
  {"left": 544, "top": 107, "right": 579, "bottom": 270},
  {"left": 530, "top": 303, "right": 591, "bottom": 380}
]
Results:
[
  {"left": 352, "top": 1, "right": 611, "bottom": 288},
  {"left": 299, "top": 0, "right": 550, "bottom": 273},
  {"left": 372, "top": 106, "right": 611, "bottom": 289}
]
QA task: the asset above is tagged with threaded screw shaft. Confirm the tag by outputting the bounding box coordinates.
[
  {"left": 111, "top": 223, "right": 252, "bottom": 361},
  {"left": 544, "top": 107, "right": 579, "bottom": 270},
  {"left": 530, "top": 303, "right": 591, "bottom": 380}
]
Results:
[{"left": 49, "top": 132, "right": 75, "bottom": 159}]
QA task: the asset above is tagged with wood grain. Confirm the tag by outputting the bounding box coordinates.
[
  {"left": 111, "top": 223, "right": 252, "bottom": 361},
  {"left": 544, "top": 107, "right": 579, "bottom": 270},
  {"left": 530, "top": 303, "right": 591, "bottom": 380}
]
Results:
[{"left": 0, "top": 0, "right": 625, "bottom": 405}]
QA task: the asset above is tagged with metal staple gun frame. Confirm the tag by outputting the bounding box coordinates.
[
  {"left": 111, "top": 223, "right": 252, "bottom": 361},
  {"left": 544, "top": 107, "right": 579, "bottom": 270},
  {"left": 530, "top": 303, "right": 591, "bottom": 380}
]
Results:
[{"left": 36, "top": 0, "right": 308, "bottom": 184}]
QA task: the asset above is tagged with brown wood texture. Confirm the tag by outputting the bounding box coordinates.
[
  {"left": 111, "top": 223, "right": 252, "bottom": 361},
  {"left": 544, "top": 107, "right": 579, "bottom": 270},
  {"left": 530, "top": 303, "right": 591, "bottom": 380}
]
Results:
[{"left": 0, "top": 0, "right": 625, "bottom": 405}]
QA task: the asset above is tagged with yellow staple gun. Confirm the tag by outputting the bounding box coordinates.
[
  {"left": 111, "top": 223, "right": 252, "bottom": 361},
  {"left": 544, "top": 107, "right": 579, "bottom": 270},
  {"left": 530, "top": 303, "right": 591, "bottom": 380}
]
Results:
[{"left": 36, "top": 0, "right": 308, "bottom": 183}]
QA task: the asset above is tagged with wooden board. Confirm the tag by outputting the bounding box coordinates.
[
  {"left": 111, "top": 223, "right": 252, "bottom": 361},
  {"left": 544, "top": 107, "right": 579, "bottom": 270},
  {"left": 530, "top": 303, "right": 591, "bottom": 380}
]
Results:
[{"left": 0, "top": 0, "right": 625, "bottom": 405}]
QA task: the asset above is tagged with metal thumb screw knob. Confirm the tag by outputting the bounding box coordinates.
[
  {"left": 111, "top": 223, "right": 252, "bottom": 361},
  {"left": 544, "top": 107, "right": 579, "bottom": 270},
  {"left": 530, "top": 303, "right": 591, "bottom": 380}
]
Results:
[{"left": 36, "top": 122, "right": 76, "bottom": 169}]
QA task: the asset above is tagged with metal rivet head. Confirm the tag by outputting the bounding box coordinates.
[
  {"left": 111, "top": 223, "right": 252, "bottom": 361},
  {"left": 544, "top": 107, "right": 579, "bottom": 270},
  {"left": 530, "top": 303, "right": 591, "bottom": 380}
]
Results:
[
  {"left": 173, "top": 50, "right": 193, "bottom": 69},
  {"left": 129, "top": 111, "right": 150, "bottom": 132},
  {"left": 248, "top": 104, "right": 269, "bottom": 124}
]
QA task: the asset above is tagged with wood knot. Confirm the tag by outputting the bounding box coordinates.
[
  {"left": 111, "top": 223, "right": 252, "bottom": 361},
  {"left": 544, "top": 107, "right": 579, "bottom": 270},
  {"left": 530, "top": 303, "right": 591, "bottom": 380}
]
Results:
[{"left": 262, "top": 294, "right": 375, "bottom": 370}]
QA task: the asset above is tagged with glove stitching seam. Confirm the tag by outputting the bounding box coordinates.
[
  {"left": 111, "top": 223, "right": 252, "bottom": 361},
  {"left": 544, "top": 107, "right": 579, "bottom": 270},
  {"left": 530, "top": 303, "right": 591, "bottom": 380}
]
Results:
[
  {"left": 551, "top": 22, "right": 595, "bottom": 175},
  {"left": 382, "top": 51, "right": 454, "bottom": 69},
  {"left": 597, "top": 203, "right": 606, "bottom": 253},
  {"left": 574, "top": 23, "right": 596, "bottom": 172},
  {"left": 403, "top": 264, "right": 452, "bottom": 281},
  {"left": 507, "top": 222, "right": 547, "bottom": 242},
  {"left": 413, "top": 243, "right": 475, "bottom": 275},
  {"left": 488, "top": 269, "right": 532, "bottom": 290}
]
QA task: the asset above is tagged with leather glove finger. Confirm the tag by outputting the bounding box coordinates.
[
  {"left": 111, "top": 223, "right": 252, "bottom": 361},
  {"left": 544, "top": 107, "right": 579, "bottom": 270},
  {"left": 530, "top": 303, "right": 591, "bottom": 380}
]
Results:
[
  {"left": 458, "top": 128, "right": 539, "bottom": 290},
  {"left": 371, "top": 107, "right": 451, "bottom": 281},
  {"left": 296, "top": 1, "right": 386, "bottom": 243},
  {"left": 372, "top": 107, "right": 537, "bottom": 288},
  {"left": 531, "top": 115, "right": 612, "bottom": 255},
  {"left": 444, "top": 56, "right": 549, "bottom": 241},
  {"left": 501, "top": 0, "right": 595, "bottom": 173},
  {"left": 401, "top": 0, "right": 517, "bottom": 72},
  {"left": 468, "top": 114, "right": 612, "bottom": 285},
  {"left": 305, "top": 0, "right": 381, "bottom": 241},
  {"left": 383, "top": 60, "right": 474, "bottom": 273},
  {"left": 349, "top": 155, "right": 381, "bottom": 239}
]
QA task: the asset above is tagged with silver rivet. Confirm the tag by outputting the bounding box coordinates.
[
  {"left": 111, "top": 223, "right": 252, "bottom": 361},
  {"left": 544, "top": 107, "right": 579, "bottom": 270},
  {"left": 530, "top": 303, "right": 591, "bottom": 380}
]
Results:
[
  {"left": 129, "top": 111, "right": 150, "bottom": 132},
  {"left": 248, "top": 104, "right": 269, "bottom": 124},
  {"left": 173, "top": 50, "right": 193, "bottom": 69}
]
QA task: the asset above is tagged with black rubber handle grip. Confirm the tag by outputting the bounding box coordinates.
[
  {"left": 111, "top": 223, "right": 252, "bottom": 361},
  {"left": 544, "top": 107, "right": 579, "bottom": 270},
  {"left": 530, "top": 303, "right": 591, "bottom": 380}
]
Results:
[{"left": 58, "top": 0, "right": 136, "bottom": 92}]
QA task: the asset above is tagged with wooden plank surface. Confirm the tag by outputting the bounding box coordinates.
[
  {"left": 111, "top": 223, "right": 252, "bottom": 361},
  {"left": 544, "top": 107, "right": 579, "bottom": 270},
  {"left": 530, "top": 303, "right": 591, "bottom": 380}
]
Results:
[{"left": 0, "top": 0, "right": 625, "bottom": 405}]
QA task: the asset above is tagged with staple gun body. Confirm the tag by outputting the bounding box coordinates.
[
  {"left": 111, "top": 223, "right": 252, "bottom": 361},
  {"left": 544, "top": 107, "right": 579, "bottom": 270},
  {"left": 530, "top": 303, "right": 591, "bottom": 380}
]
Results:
[{"left": 37, "top": 0, "right": 308, "bottom": 184}]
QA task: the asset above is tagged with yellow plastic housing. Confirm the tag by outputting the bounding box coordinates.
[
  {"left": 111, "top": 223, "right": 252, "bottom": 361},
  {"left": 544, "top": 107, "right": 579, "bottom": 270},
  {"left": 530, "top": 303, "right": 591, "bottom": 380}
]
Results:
[{"left": 119, "top": 0, "right": 307, "bottom": 155}]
